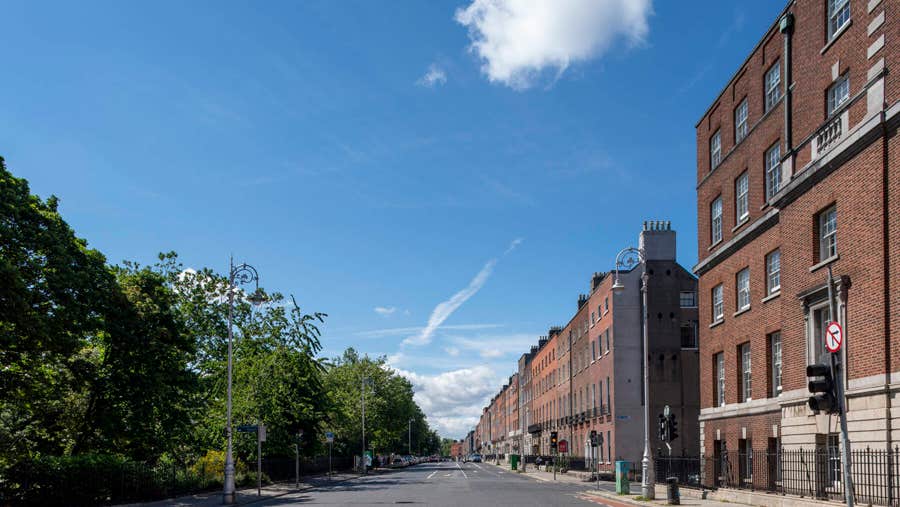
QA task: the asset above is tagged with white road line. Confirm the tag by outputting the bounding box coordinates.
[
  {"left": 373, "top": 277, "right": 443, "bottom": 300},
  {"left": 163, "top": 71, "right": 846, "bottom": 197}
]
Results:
[
  {"left": 456, "top": 461, "right": 468, "bottom": 478},
  {"left": 472, "top": 463, "right": 483, "bottom": 470},
  {"left": 427, "top": 471, "right": 437, "bottom": 479}
]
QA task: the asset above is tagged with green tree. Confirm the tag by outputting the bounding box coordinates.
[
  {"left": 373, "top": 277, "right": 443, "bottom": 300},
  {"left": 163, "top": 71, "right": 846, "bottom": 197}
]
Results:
[
  {"left": 322, "top": 349, "right": 438, "bottom": 457},
  {"left": 0, "top": 157, "right": 114, "bottom": 466}
]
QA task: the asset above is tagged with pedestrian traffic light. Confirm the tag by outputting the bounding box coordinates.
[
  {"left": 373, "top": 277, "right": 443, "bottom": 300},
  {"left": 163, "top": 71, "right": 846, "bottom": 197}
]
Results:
[
  {"left": 550, "top": 431, "right": 558, "bottom": 449},
  {"left": 667, "top": 413, "right": 678, "bottom": 441},
  {"left": 658, "top": 414, "right": 667, "bottom": 441},
  {"left": 807, "top": 363, "right": 838, "bottom": 414}
]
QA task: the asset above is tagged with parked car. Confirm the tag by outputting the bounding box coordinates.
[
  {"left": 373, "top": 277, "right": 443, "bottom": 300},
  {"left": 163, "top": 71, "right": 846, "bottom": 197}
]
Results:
[{"left": 469, "top": 453, "right": 482, "bottom": 462}]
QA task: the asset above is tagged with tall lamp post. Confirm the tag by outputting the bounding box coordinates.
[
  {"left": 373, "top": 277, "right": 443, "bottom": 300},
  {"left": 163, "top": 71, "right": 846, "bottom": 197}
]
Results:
[
  {"left": 224, "top": 258, "right": 266, "bottom": 505},
  {"left": 408, "top": 419, "right": 413, "bottom": 456},
  {"left": 611, "top": 246, "right": 653, "bottom": 500},
  {"left": 361, "top": 376, "right": 372, "bottom": 474}
]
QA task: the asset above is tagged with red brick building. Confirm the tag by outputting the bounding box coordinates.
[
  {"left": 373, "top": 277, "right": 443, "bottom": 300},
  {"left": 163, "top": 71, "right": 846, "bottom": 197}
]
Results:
[
  {"left": 475, "top": 224, "right": 700, "bottom": 469},
  {"left": 694, "top": 0, "right": 897, "bottom": 489}
]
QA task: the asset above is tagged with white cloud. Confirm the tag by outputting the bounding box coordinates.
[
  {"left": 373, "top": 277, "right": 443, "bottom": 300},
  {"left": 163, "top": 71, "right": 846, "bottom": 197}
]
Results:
[
  {"left": 449, "top": 333, "right": 537, "bottom": 360},
  {"left": 374, "top": 306, "right": 397, "bottom": 316},
  {"left": 394, "top": 366, "right": 503, "bottom": 438},
  {"left": 444, "top": 346, "right": 461, "bottom": 357},
  {"left": 504, "top": 237, "right": 523, "bottom": 255},
  {"left": 455, "top": 0, "right": 652, "bottom": 89},
  {"left": 403, "top": 259, "right": 497, "bottom": 346},
  {"left": 355, "top": 323, "right": 502, "bottom": 339},
  {"left": 417, "top": 63, "right": 447, "bottom": 87}
]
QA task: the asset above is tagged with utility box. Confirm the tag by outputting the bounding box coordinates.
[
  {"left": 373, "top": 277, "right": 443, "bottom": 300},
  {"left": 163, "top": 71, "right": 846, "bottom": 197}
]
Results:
[
  {"left": 510, "top": 454, "right": 519, "bottom": 470},
  {"left": 615, "top": 460, "right": 630, "bottom": 494}
]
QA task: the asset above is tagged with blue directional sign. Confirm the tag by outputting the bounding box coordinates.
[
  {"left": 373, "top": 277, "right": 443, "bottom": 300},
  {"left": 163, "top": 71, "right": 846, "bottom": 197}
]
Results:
[{"left": 237, "top": 425, "right": 258, "bottom": 433}]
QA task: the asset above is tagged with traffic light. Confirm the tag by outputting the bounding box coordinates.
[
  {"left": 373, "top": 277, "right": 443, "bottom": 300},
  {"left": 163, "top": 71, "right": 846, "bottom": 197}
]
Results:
[
  {"left": 658, "top": 414, "right": 668, "bottom": 441},
  {"left": 667, "top": 413, "right": 678, "bottom": 441},
  {"left": 590, "top": 430, "right": 598, "bottom": 446},
  {"left": 550, "top": 431, "right": 558, "bottom": 449},
  {"left": 807, "top": 363, "right": 838, "bottom": 414}
]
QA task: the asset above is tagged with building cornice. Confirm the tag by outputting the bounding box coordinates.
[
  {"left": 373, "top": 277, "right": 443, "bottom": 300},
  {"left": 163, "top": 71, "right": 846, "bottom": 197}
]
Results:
[{"left": 693, "top": 208, "right": 779, "bottom": 275}]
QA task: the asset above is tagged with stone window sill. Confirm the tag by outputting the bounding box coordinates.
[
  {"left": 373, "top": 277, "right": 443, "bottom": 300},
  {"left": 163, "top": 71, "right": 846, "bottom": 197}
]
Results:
[
  {"left": 761, "top": 291, "right": 781, "bottom": 304},
  {"left": 709, "top": 319, "right": 725, "bottom": 329},
  {"left": 733, "top": 306, "right": 751, "bottom": 318},
  {"left": 708, "top": 239, "right": 723, "bottom": 252},
  {"left": 810, "top": 254, "right": 840, "bottom": 273},
  {"left": 732, "top": 217, "right": 749, "bottom": 233}
]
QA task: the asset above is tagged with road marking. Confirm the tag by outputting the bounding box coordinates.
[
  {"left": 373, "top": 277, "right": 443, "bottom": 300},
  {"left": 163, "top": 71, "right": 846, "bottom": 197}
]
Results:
[
  {"left": 456, "top": 461, "right": 468, "bottom": 478},
  {"left": 472, "top": 463, "right": 483, "bottom": 470},
  {"left": 427, "top": 471, "right": 437, "bottom": 479}
]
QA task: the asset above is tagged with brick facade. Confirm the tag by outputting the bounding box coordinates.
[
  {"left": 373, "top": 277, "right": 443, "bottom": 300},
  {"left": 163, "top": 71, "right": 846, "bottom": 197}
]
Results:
[{"left": 695, "top": 0, "right": 898, "bottom": 467}]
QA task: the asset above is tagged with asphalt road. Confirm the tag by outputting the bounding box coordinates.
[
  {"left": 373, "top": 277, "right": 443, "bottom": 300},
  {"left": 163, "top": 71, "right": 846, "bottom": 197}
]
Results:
[{"left": 251, "top": 461, "right": 619, "bottom": 506}]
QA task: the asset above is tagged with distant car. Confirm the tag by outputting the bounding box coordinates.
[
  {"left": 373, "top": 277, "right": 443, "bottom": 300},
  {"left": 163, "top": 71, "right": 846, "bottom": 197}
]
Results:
[{"left": 470, "top": 454, "right": 482, "bottom": 462}]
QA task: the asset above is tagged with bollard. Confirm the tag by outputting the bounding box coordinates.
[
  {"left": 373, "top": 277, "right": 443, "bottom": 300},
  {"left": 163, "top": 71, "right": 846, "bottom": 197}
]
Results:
[{"left": 666, "top": 477, "right": 680, "bottom": 505}]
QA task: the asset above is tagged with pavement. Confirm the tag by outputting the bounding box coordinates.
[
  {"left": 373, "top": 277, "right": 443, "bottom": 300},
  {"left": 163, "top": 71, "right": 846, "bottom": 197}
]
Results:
[{"left": 132, "top": 461, "right": 753, "bottom": 506}]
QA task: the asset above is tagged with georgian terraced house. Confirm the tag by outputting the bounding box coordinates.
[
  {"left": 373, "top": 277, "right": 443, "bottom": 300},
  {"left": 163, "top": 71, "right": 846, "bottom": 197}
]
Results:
[
  {"left": 474, "top": 224, "right": 701, "bottom": 470},
  {"left": 694, "top": 0, "right": 898, "bottom": 499}
]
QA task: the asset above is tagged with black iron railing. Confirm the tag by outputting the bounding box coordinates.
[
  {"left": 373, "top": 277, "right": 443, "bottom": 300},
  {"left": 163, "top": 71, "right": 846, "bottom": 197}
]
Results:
[{"left": 656, "top": 446, "right": 900, "bottom": 506}]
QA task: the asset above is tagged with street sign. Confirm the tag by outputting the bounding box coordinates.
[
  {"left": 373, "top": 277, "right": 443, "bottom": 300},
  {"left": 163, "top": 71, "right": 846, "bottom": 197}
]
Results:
[
  {"left": 325, "top": 432, "right": 334, "bottom": 443},
  {"left": 237, "top": 425, "right": 258, "bottom": 433},
  {"left": 558, "top": 439, "right": 568, "bottom": 453},
  {"left": 825, "top": 321, "right": 843, "bottom": 353}
]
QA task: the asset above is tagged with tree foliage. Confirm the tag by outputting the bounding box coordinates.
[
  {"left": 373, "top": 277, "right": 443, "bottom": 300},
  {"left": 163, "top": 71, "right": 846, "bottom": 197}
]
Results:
[{"left": 0, "top": 157, "right": 442, "bottom": 480}]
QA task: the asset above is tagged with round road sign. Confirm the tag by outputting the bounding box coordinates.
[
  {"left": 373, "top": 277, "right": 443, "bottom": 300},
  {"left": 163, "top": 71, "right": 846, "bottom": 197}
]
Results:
[{"left": 825, "top": 321, "right": 843, "bottom": 353}]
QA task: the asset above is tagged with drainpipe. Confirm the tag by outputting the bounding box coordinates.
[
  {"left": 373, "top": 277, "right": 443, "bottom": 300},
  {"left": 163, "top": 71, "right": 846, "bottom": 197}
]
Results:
[{"left": 780, "top": 12, "right": 794, "bottom": 158}]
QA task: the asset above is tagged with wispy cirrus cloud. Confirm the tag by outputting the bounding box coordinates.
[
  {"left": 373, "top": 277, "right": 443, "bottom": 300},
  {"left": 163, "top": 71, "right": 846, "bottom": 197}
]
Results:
[
  {"left": 403, "top": 260, "right": 496, "bottom": 346},
  {"left": 355, "top": 323, "right": 503, "bottom": 339},
  {"left": 374, "top": 306, "right": 397, "bottom": 316},
  {"left": 402, "top": 238, "right": 524, "bottom": 346},
  {"left": 417, "top": 63, "right": 447, "bottom": 87}
]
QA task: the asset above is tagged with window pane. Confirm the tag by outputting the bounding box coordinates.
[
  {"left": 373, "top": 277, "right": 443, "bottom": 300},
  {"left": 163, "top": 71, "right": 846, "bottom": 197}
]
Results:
[
  {"left": 765, "top": 63, "right": 781, "bottom": 111},
  {"left": 766, "top": 250, "right": 781, "bottom": 294},
  {"left": 828, "top": 76, "right": 850, "bottom": 115},
  {"left": 828, "top": 0, "right": 851, "bottom": 40},
  {"left": 771, "top": 332, "right": 782, "bottom": 396},
  {"left": 716, "top": 353, "right": 726, "bottom": 406},
  {"left": 741, "top": 343, "right": 752, "bottom": 401},
  {"left": 736, "top": 173, "right": 749, "bottom": 221},
  {"left": 737, "top": 268, "right": 750, "bottom": 310},
  {"left": 819, "top": 207, "right": 837, "bottom": 260},
  {"left": 713, "top": 284, "right": 724, "bottom": 320},
  {"left": 712, "top": 197, "right": 723, "bottom": 243},
  {"left": 766, "top": 143, "right": 781, "bottom": 200},
  {"left": 680, "top": 291, "right": 696, "bottom": 307},
  {"left": 735, "top": 99, "right": 748, "bottom": 143},
  {"left": 711, "top": 131, "right": 722, "bottom": 169}
]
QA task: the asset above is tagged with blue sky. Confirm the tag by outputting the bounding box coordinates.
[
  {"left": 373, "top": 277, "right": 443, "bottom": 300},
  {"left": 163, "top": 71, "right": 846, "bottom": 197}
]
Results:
[{"left": 2, "top": 0, "right": 784, "bottom": 438}]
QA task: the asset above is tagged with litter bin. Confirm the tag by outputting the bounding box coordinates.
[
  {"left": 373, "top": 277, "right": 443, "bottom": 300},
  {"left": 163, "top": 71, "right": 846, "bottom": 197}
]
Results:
[
  {"left": 510, "top": 454, "right": 519, "bottom": 470},
  {"left": 615, "top": 461, "right": 630, "bottom": 494},
  {"left": 666, "top": 477, "right": 680, "bottom": 505}
]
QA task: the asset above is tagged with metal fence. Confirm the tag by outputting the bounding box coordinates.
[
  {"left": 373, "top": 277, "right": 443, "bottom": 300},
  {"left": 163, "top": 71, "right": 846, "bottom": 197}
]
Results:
[{"left": 656, "top": 447, "right": 900, "bottom": 506}]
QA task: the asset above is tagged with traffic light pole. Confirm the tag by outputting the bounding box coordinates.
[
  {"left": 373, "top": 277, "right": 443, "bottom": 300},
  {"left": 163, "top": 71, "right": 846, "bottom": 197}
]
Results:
[{"left": 827, "top": 266, "right": 854, "bottom": 507}]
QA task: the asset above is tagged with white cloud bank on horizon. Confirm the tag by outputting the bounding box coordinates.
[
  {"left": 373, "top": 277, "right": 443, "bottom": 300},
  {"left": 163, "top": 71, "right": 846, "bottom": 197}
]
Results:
[
  {"left": 394, "top": 365, "right": 502, "bottom": 438},
  {"left": 455, "top": 0, "right": 652, "bottom": 89}
]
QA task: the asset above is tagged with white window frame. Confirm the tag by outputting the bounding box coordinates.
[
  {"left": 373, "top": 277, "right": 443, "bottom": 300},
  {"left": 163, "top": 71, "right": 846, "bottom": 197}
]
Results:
[
  {"left": 710, "top": 130, "right": 722, "bottom": 170},
  {"left": 736, "top": 172, "right": 749, "bottom": 222},
  {"left": 770, "top": 332, "right": 782, "bottom": 396},
  {"left": 740, "top": 342, "right": 752, "bottom": 402},
  {"left": 807, "top": 300, "right": 832, "bottom": 365},
  {"left": 827, "top": 75, "right": 850, "bottom": 117},
  {"left": 766, "top": 249, "right": 781, "bottom": 295},
  {"left": 827, "top": 0, "right": 851, "bottom": 41},
  {"left": 716, "top": 352, "right": 726, "bottom": 407},
  {"left": 735, "top": 99, "right": 749, "bottom": 143},
  {"left": 765, "top": 61, "right": 781, "bottom": 112},
  {"left": 737, "top": 268, "right": 750, "bottom": 311},
  {"left": 765, "top": 143, "right": 781, "bottom": 201},
  {"left": 819, "top": 206, "right": 837, "bottom": 261},
  {"left": 712, "top": 284, "right": 724, "bottom": 322},
  {"left": 680, "top": 291, "right": 697, "bottom": 308},
  {"left": 711, "top": 197, "right": 723, "bottom": 244}
]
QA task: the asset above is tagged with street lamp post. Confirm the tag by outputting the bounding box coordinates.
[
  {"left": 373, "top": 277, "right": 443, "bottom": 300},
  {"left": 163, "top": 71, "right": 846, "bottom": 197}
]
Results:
[
  {"left": 224, "top": 257, "right": 266, "bottom": 505},
  {"left": 361, "top": 377, "right": 372, "bottom": 474},
  {"left": 408, "top": 419, "right": 413, "bottom": 456},
  {"left": 612, "top": 246, "right": 654, "bottom": 500}
]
